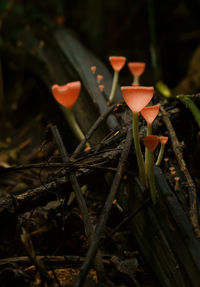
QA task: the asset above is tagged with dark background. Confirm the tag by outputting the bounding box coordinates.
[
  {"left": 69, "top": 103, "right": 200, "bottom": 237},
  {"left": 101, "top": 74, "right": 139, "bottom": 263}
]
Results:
[{"left": 1, "top": 0, "right": 200, "bottom": 89}]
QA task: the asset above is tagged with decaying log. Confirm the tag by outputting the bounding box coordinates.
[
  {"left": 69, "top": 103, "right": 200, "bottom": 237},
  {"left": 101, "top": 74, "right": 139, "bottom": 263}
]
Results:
[
  {"left": 125, "top": 167, "right": 200, "bottom": 287},
  {"left": 160, "top": 105, "right": 200, "bottom": 237}
]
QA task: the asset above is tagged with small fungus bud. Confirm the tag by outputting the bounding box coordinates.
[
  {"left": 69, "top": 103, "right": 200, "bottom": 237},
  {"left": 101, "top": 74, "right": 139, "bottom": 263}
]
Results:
[
  {"left": 90, "top": 66, "right": 96, "bottom": 73},
  {"left": 99, "top": 85, "right": 104, "bottom": 92},
  {"left": 174, "top": 177, "right": 180, "bottom": 191},
  {"left": 97, "top": 75, "right": 103, "bottom": 84}
]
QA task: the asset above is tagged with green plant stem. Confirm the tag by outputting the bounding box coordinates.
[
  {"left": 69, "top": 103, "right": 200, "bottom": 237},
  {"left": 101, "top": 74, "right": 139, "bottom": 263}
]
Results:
[
  {"left": 177, "top": 95, "right": 200, "bottom": 129},
  {"left": 147, "top": 149, "right": 157, "bottom": 204},
  {"left": 132, "top": 112, "right": 147, "bottom": 187},
  {"left": 156, "top": 143, "right": 165, "bottom": 166},
  {"left": 133, "top": 75, "right": 139, "bottom": 85},
  {"left": 145, "top": 123, "right": 152, "bottom": 176},
  {"left": 66, "top": 108, "right": 90, "bottom": 148},
  {"left": 108, "top": 70, "right": 119, "bottom": 104}
]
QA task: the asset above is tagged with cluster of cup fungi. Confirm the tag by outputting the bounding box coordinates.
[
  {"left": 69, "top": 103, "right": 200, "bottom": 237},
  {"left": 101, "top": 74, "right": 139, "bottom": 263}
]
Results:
[{"left": 51, "top": 56, "right": 173, "bottom": 204}]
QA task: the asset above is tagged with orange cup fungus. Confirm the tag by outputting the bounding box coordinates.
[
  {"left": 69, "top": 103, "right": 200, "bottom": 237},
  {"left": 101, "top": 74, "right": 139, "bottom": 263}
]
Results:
[
  {"left": 99, "top": 85, "right": 104, "bottom": 92},
  {"left": 96, "top": 75, "right": 103, "bottom": 84},
  {"left": 141, "top": 105, "right": 159, "bottom": 125},
  {"left": 51, "top": 81, "right": 81, "bottom": 109},
  {"left": 128, "top": 62, "right": 146, "bottom": 77},
  {"left": 159, "top": 136, "right": 168, "bottom": 145},
  {"left": 143, "top": 135, "right": 159, "bottom": 152},
  {"left": 109, "top": 56, "right": 126, "bottom": 72},
  {"left": 90, "top": 66, "right": 96, "bottom": 73},
  {"left": 121, "top": 86, "right": 154, "bottom": 114}
]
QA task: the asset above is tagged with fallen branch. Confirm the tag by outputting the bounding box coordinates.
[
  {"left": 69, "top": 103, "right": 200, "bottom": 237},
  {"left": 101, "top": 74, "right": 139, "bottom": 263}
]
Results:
[
  {"left": 50, "top": 124, "right": 114, "bottom": 286},
  {"left": 75, "top": 127, "right": 132, "bottom": 287},
  {"left": 160, "top": 105, "right": 200, "bottom": 237},
  {"left": 73, "top": 103, "right": 117, "bottom": 157},
  {"left": 0, "top": 255, "right": 85, "bottom": 269}
]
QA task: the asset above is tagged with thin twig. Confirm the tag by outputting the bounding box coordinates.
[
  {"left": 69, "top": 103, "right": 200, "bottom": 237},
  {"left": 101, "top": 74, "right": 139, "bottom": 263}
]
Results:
[
  {"left": 0, "top": 255, "right": 85, "bottom": 269},
  {"left": 43, "top": 256, "right": 62, "bottom": 287},
  {"left": 20, "top": 227, "right": 54, "bottom": 286},
  {"left": 75, "top": 127, "right": 132, "bottom": 287},
  {"left": 72, "top": 103, "right": 116, "bottom": 157},
  {"left": 0, "top": 58, "right": 4, "bottom": 113},
  {"left": 0, "top": 162, "right": 117, "bottom": 173},
  {"left": 50, "top": 124, "right": 113, "bottom": 286},
  {"left": 160, "top": 105, "right": 200, "bottom": 237},
  {"left": 50, "top": 124, "right": 92, "bottom": 236},
  {"left": 0, "top": 255, "right": 112, "bottom": 269}
]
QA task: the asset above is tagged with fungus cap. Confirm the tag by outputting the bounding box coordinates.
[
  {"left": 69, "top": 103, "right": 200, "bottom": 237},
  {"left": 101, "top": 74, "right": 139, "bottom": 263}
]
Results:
[
  {"left": 143, "top": 135, "right": 159, "bottom": 152},
  {"left": 160, "top": 136, "right": 168, "bottom": 145},
  {"left": 51, "top": 81, "right": 81, "bottom": 108},
  {"left": 91, "top": 66, "right": 96, "bottom": 73},
  {"left": 121, "top": 86, "right": 154, "bottom": 114},
  {"left": 128, "top": 62, "right": 146, "bottom": 77},
  {"left": 141, "top": 105, "right": 159, "bottom": 125},
  {"left": 109, "top": 56, "right": 126, "bottom": 72},
  {"left": 112, "top": 199, "right": 117, "bottom": 205},
  {"left": 97, "top": 75, "right": 103, "bottom": 83},
  {"left": 99, "top": 85, "right": 104, "bottom": 92}
]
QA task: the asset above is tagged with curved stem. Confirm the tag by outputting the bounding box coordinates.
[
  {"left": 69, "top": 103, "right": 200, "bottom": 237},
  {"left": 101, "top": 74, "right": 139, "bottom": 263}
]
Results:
[
  {"left": 132, "top": 113, "right": 147, "bottom": 187},
  {"left": 108, "top": 70, "right": 119, "bottom": 104},
  {"left": 66, "top": 108, "right": 90, "bottom": 148},
  {"left": 156, "top": 143, "right": 165, "bottom": 166},
  {"left": 147, "top": 149, "right": 157, "bottom": 204},
  {"left": 145, "top": 123, "right": 152, "bottom": 176},
  {"left": 177, "top": 95, "right": 200, "bottom": 129}
]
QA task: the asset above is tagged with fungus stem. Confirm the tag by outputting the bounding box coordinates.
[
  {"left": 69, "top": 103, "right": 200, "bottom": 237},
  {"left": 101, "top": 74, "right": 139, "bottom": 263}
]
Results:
[
  {"left": 147, "top": 123, "right": 152, "bottom": 136},
  {"left": 147, "top": 149, "right": 157, "bottom": 204},
  {"left": 133, "top": 75, "right": 139, "bottom": 86},
  {"left": 108, "top": 71, "right": 119, "bottom": 104},
  {"left": 66, "top": 108, "right": 90, "bottom": 148},
  {"left": 145, "top": 123, "right": 152, "bottom": 175},
  {"left": 174, "top": 177, "right": 180, "bottom": 191},
  {"left": 132, "top": 112, "right": 147, "bottom": 187},
  {"left": 156, "top": 143, "right": 165, "bottom": 166}
]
